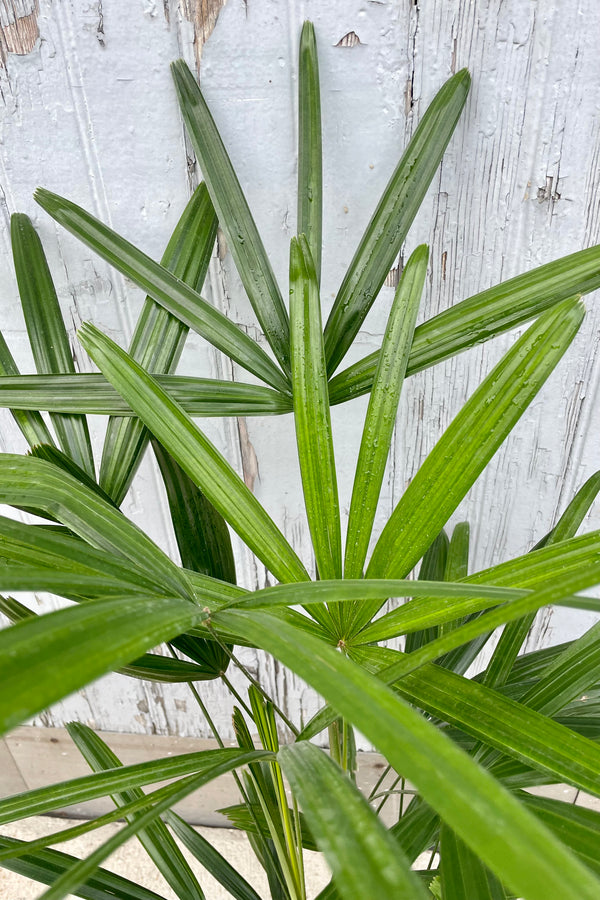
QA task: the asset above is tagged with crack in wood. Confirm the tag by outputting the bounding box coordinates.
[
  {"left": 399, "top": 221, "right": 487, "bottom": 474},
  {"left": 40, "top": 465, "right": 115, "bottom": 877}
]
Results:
[
  {"left": 0, "top": 0, "right": 39, "bottom": 63},
  {"left": 180, "top": 0, "right": 229, "bottom": 71}
]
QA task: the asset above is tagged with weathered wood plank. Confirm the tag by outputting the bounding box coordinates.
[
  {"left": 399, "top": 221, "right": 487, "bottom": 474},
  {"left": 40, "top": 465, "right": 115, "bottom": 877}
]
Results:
[{"left": 0, "top": 1, "right": 598, "bottom": 741}]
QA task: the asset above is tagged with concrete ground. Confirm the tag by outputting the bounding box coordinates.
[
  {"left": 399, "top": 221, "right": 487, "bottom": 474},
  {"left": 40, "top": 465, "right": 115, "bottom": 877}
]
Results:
[{"left": 0, "top": 816, "right": 331, "bottom": 899}]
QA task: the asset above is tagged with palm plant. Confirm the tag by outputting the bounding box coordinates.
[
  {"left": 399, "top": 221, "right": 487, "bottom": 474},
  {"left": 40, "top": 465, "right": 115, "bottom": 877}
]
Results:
[{"left": 1, "top": 20, "right": 600, "bottom": 900}]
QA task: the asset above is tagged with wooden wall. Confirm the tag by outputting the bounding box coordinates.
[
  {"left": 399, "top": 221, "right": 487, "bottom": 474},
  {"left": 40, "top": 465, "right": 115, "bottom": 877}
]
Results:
[{"left": 1, "top": 0, "right": 599, "bottom": 742}]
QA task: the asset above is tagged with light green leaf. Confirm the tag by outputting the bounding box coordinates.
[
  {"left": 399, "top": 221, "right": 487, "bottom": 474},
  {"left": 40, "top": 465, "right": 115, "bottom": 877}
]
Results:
[
  {"left": 0, "top": 455, "right": 192, "bottom": 599},
  {"left": 366, "top": 560, "right": 600, "bottom": 689},
  {"left": 0, "top": 747, "right": 258, "bottom": 826},
  {"left": 100, "top": 182, "right": 218, "bottom": 504},
  {"left": 297, "top": 21, "right": 322, "bottom": 283},
  {"left": 20, "top": 751, "right": 269, "bottom": 900},
  {"left": 354, "top": 645, "right": 600, "bottom": 799},
  {"left": 34, "top": 189, "right": 289, "bottom": 392},
  {"left": 329, "top": 244, "right": 600, "bottom": 404},
  {"left": 324, "top": 69, "right": 470, "bottom": 374},
  {"left": 290, "top": 235, "right": 341, "bottom": 581},
  {"left": 170, "top": 60, "right": 291, "bottom": 374},
  {"left": 367, "top": 298, "right": 584, "bottom": 580},
  {"left": 344, "top": 245, "right": 427, "bottom": 581},
  {"left": 11, "top": 213, "right": 94, "bottom": 475},
  {"left": 214, "top": 608, "right": 600, "bottom": 900},
  {"left": 0, "top": 372, "right": 292, "bottom": 416},
  {"left": 79, "top": 322, "right": 308, "bottom": 584},
  {"left": 0, "top": 594, "right": 205, "bottom": 736},
  {"left": 279, "top": 742, "right": 430, "bottom": 900},
  {"left": 68, "top": 723, "right": 205, "bottom": 900},
  {"left": 361, "top": 529, "right": 600, "bottom": 643},
  {"left": 440, "top": 825, "right": 509, "bottom": 899},
  {"left": 0, "top": 514, "right": 157, "bottom": 593}
]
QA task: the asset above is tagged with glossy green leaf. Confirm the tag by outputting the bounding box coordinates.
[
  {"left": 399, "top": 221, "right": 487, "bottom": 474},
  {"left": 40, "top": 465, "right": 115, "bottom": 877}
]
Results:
[
  {"left": 68, "top": 723, "right": 206, "bottom": 900},
  {"left": 298, "top": 21, "right": 322, "bottom": 283},
  {"left": 367, "top": 299, "right": 583, "bottom": 580},
  {"left": 323, "top": 69, "right": 470, "bottom": 374},
  {"left": 0, "top": 837, "right": 169, "bottom": 900},
  {"left": 520, "top": 620, "right": 600, "bottom": 716},
  {"left": 0, "top": 594, "right": 205, "bottom": 736},
  {"left": 0, "top": 455, "right": 192, "bottom": 599},
  {"left": 367, "top": 560, "right": 600, "bottom": 688},
  {"left": 328, "top": 244, "right": 600, "bottom": 404},
  {"left": 361, "top": 530, "right": 600, "bottom": 643},
  {"left": 11, "top": 213, "right": 94, "bottom": 475},
  {"left": 0, "top": 747, "right": 259, "bottom": 826},
  {"left": 290, "top": 235, "right": 341, "bottom": 580},
  {"left": 520, "top": 793, "right": 600, "bottom": 877},
  {"left": 0, "top": 372, "right": 292, "bottom": 415},
  {"left": 344, "top": 245, "right": 427, "bottom": 581},
  {"left": 354, "top": 645, "right": 600, "bottom": 799},
  {"left": 0, "top": 514, "right": 157, "bottom": 593},
  {"left": 280, "top": 742, "right": 430, "bottom": 900},
  {"left": 34, "top": 189, "right": 289, "bottom": 392},
  {"left": 485, "top": 469, "right": 600, "bottom": 689},
  {"left": 27, "top": 750, "right": 268, "bottom": 900},
  {"left": 100, "top": 183, "right": 218, "bottom": 504},
  {"left": 214, "top": 608, "right": 600, "bottom": 900},
  {"left": 29, "top": 444, "right": 117, "bottom": 508},
  {"left": 0, "top": 330, "right": 55, "bottom": 447},
  {"left": 119, "top": 653, "right": 222, "bottom": 683},
  {"left": 170, "top": 60, "right": 291, "bottom": 374},
  {"left": 440, "top": 826, "right": 508, "bottom": 899},
  {"left": 79, "top": 322, "right": 308, "bottom": 584}
]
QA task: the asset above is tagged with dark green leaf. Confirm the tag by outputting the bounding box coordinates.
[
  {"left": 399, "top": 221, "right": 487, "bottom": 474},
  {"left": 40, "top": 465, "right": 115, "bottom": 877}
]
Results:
[
  {"left": 324, "top": 69, "right": 470, "bottom": 373},
  {"left": 297, "top": 21, "right": 322, "bottom": 283},
  {"left": 11, "top": 213, "right": 94, "bottom": 475},
  {"left": 170, "top": 60, "right": 291, "bottom": 374},
  {"left": 100, "top": 182, "right": 218, "bottom": 504}
]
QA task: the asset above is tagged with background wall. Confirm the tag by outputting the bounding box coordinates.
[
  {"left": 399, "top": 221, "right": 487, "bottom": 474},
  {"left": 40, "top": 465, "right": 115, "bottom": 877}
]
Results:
[{"left": 1, "top": 0, "right": 600, "bottom": 742}]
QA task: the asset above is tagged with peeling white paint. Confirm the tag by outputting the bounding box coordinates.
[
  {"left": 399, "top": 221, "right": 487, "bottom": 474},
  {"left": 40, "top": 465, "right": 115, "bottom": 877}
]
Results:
[{"left": 0, "top": 1, "right": 599, "bottom": 743}]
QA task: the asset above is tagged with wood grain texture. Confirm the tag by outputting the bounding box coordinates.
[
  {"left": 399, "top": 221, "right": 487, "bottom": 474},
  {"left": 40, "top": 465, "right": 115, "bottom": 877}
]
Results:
[{"left": 0, "top": 1, "right": 599, "bottom": 743}]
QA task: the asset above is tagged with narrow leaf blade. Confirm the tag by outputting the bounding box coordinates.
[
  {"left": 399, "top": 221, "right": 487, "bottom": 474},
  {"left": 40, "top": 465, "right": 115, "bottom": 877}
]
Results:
[
  {"left": 78, "top": 323, "right": 308, "bottom": 584},
  {"left": 171, "top": 60, "right": 291, "bottom": 373},
  {"left": 324, "top": 69, "right": 470, "bottom": 373},
  {"left": 11, "top": 213, "right": 94, "bottom": 475},
  {"left": 34, "top": 189, "right": 289, "bottom": 392}
]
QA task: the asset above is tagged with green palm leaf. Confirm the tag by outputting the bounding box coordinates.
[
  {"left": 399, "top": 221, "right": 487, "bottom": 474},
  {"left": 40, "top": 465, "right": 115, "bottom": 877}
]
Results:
[
  {"left": 100, "top": 182, "right": 218, "bottom": 504},
  {"left": 11, "top": 213, "right": 94, "bottom": 475},
  {"left": 34, "top": 189, "right": 289, "bottom": 392},
  {"left": 79, "top": 322, "right": 308, "bottom": 584},
  {"left": 323, "top": 69, "right": 470, "bottom": 374},
  {"left": 366, "top": 298, "right": 583, "bottom": 581},
  {"left": 171, "top": 60, "right": 291, "bottom": 374}
]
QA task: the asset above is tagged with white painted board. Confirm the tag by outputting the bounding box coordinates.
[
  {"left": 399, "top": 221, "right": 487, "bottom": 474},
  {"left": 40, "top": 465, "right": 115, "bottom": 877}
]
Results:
[{"left": 0, "top": 0, "right": 599, "bottom": 743}]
